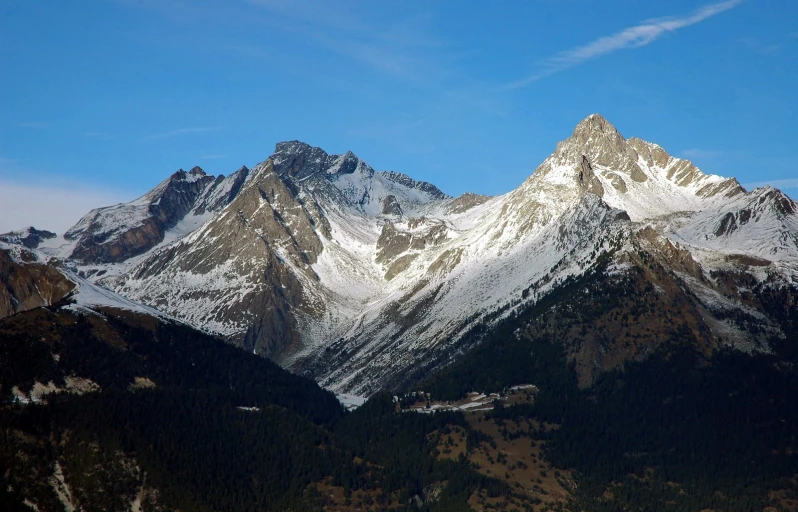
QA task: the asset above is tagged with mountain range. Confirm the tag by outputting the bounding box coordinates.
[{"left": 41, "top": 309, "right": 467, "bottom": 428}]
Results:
[
  {"left": 2, "top": 114, "right": 797, "bottom": 396},
  {"left": 3, "top": 114, "right": 798, "bottom": 511}
]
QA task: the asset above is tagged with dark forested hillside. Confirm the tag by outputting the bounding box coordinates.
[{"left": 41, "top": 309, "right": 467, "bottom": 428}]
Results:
[
  {"left": 417, "top": 268, "right": 798, "bottom": 511},
  {"left": 0, "top": 307, "right": 518, "bottom": 511}
]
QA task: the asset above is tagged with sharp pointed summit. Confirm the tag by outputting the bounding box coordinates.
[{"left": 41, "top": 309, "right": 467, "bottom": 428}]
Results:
[{"left": 571, "top": 113, "right": 625, "bottom": 141}]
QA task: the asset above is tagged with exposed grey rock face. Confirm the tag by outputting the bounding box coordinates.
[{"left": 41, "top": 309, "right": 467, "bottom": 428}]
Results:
[
  {"left": 381, "top": 195, "right": 404, "bottom": 216},
  {"left": 271, "top": 141, "right": 448, "bottom": 212},
  {"left": 63, "top": 167, "right": 248, "bottom": 264},
  {"left": 376, "top": 223, "right": 413, "bottom": 265},
  {"left": 562, "top": 114, "right": 648, "bottom": 182},
  {"left": 271, "top": 141, "right": 340, "bottom": 180},
  {"left": 376, "top": 219, "right": 449, "bottom": 267},
  {"left": 0, "top": 227, "right": 57, "bottom": 249},
  {"left": 0, "top": 246, "right": 75, "bottom": 320},
  {"left": 445, "top": 192, "right": 490, "bottom": 214},
  {"left": 380, "top": 171, "right": 447, "bottom": 200},
  {"left": 195, "top": 165, "right": 250, "bottom": 215},
  {"left": 578, "top": 155, "right": 605, "bottom": 197},
  {"left": 113, "top": 160, "right": 331, "bottom": 358}
]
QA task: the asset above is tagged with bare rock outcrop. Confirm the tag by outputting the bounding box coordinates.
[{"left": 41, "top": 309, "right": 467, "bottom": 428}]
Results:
[{"left": 0, "top": 247, "right": 74, "bottom": 319}]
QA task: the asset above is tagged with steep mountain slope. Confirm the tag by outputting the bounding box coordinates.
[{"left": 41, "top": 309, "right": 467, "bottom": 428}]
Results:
[
  {"left": 11, "top": 114, "right": 798, "bottom": 395},
  {"left": 41, "top": 165, "right": 250, "bottom": 272},
  {"left": 104, "top": 149, "right": 450, "bottom": 359},
  {"left": 0, "top": 242, "right": 74, "bottom": 320},
  {"left": 299, "top": 115, "right": 798, "bottom": 393}
]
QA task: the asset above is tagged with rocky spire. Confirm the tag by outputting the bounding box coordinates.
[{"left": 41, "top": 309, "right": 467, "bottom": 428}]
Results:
[
  {"left": 570, "top": 114, "right": 626, "bottom": 147},
  {"left": 551, "top": 114, "right": 647, "bottom": 183}
]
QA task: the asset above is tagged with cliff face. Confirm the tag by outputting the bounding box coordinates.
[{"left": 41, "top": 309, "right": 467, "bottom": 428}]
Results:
[
  {"left": 64, "top": 166, "right": 250, "bottom": 264},
  {"left": 0, "top": 246, "right": 75, "bottom": 320}
]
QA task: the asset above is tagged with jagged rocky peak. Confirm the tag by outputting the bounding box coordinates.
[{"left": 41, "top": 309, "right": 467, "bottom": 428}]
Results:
[
  {"left": 270, "top": 140, "right": 376, "bottom": 181},
  {"left": 379, "top": 171, "right": 448, "bottom": 200},
  {"left": 570, "top": 113, "right": 626, "bottom": 148},
  {"left": 272, "top": 141, "right": 335, "bottom": 180},
  {"left": 535, "top": 114, "right": 749, "bottom": 215},
  {"left": 0, "top": 227, "right": 57, "bottom": 249},
  {"left": 559, "top": 114, "right": 647, "bottom": 182},
  {"left": 334, "top": 151, "right": 367, "bottom": 175},
  {"left": 167, "top": 166, "right": 216, "bottom": 188},
  {"left": 557, "top": 114, "right": 629, "bottom": 166},
  {"left": 732, "top": 186, "right": 797, "bottom": 217},
  {"left": 62, "top": 163, "right": 250, "bottom": 264},
  {"left": 267, "top": 141, "right": 447, "bottom": 216}
]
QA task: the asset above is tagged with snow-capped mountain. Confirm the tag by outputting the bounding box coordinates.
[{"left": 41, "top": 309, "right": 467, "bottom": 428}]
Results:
[
  {"left": 42, "top": 165, "right": 250, "bottom": 266},
  {"left": 6, "top": 114, "right": 797, "bottom": 395}
]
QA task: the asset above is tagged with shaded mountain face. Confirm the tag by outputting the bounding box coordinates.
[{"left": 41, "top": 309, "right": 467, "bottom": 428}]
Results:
[
  {"left": 0, "top": 227, "right": 57, "bottom": 249},
  {"left": 62, "top": 166, "right": 250, "bottom": 264},
  {"left": 8, "top": 115, "right": 798, "bottom": 395},
  {"left": 0, "top": 242, "right": 74, "bottom": 320}
]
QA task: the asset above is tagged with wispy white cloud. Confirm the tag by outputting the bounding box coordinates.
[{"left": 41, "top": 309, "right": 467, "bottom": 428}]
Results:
[
  {"left": 15, "top": 121, "right": 50, "bottom": 128},
  {"left": 505, "top": 0, "right": 744, "bottom": 89},
  {"left": 743, "top": 178, "right": 798, "bottom": 191},
  {"left": 146, "top": 126, "right": 225, "bottom": 140}
]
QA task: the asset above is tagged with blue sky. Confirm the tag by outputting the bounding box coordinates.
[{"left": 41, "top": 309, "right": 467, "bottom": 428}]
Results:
[{"left": 1, "top": 0, "right": 796, "bottom": 233}]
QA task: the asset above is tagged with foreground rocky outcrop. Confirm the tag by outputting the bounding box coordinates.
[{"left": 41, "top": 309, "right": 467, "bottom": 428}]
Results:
[{"left": 0, "top": 244, "right": 74, "bottom": 320}]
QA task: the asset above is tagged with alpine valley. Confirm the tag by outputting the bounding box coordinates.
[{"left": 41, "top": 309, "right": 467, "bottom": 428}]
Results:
[{"left": 2, "top": 115, "right": 798, "bottom": 511}]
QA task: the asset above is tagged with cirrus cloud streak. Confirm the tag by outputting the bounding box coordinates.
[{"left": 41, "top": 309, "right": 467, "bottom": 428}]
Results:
[{"left": 505, "top": 0, "right": 744, "bottom": 89}]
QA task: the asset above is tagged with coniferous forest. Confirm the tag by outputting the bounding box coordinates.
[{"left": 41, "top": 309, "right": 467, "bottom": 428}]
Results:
[{"left": 0, "top": 308, "right": 507, "bottom": 511}]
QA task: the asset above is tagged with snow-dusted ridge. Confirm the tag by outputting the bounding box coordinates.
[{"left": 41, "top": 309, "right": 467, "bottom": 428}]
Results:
[
  {"left": 60, "top": 269, "right": 171, "bottom": 320},
  {"left": 5, "top": 115, "right": 797, "bottom": 395}
]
